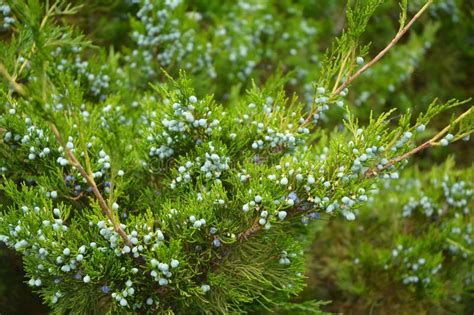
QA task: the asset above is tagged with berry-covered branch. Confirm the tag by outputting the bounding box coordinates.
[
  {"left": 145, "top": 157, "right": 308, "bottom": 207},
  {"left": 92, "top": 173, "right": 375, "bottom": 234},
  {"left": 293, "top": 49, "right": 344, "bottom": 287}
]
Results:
[
  {"left": 0, "top": 0, "right": 472, "bottom": 313},
  {"left": 49, "top": 123, "right": 133, "bottom": 248}
]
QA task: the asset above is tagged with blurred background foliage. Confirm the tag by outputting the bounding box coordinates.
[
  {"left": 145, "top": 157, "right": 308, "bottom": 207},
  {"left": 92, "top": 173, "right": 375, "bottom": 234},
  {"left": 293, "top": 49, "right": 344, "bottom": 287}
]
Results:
[
  {"left": 303, "top": 159, "right": 474, "bottom": 314},
  {"left": 1, "top": 0, "right": 473, "bottom": 313}
]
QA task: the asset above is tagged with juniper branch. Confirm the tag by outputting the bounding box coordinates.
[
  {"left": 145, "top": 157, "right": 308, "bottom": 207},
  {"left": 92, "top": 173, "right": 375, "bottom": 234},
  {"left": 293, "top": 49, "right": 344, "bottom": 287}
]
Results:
[
  {"left": 0, "top": 63, "right": 27, "bottom": 96},
  {"left": 333, "top": 0, "right": 433, "bottom": 95},
  {"left": 49, "top": 123, "right": 133, "bottom": 248},
  {"left": 241, "top": 106, "right": 473, "bottom": 241},
  {"left": 367, "top": 106, "right": 474, "bottom": 177},
  {"left": 301, "top": 1, "right": 433, "bottom": 129},
  {"left": 11, "top": 1, "right": 83, "bottom": 86},
  {"left": 238, "top": 217, "right": 261, "bottom": 241}
]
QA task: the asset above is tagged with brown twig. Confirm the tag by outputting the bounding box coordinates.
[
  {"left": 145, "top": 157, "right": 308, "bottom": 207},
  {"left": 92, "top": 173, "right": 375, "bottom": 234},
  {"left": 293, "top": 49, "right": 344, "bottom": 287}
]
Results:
[
  {"left": 332, "top": 0, "right": 433, "bottom": 96},
  {"left": 366, "top": 139, "right": 431, "bottom": 177},
  {"left": 367, "top": 106, "right": 473, "bottom": 177},
  {"left": 0, "top": 64, "right": 26, "bottom": 96},
  {"left": 49, "top": 123, "right": 133, "bottom": 248},
  {"left": 238, "top": 217, "right": 261, "bottom": 242},
  {"left": 64, "top": 191, "right": 85, "bottom": 201},
  {"left": 300, "top": 1, "right": 433, "bottom": 128}
]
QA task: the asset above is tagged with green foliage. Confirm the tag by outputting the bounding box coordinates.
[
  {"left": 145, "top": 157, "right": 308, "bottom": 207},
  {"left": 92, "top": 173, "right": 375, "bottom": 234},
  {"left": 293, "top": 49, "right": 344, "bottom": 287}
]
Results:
[
  {"left": 0, "top": 0, "right": 473, "bottom": 314},
  {"left": 307, "top": 159, "right": 473, "bottom": 314}
]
